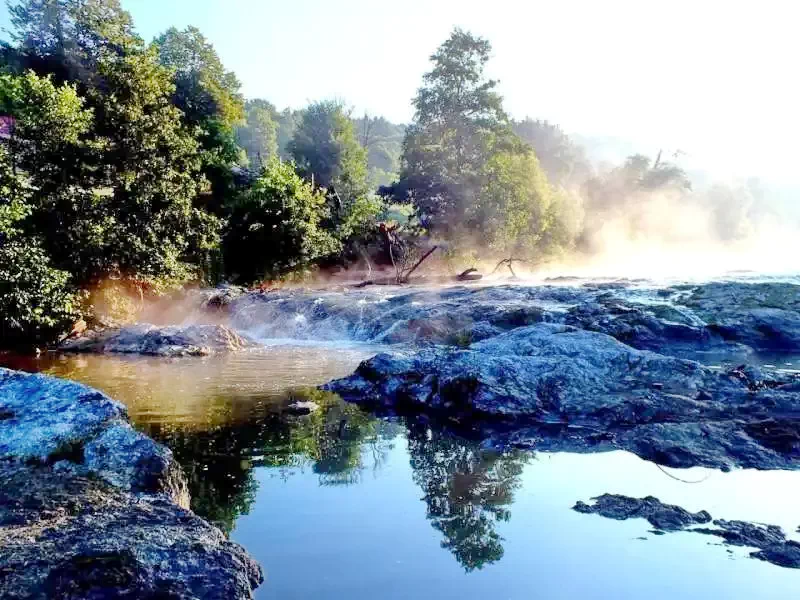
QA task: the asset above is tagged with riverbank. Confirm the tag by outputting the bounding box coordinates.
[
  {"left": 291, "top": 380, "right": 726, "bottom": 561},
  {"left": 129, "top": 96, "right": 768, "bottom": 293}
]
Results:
[{"left": 0, "top": 368, "right": 263, "bottom": 599}]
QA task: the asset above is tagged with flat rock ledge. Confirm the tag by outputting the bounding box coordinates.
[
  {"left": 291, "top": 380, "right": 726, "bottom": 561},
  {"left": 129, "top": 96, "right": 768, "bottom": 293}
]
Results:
[
  {"left": 574, "top": 493, "right": 800, "bottom": 570},
  {"left": 60, "top": 323, "right": 250, "bottom": 357},
  {"left": 0, "top": 368, "right": 263, "bottom": 599},
  {"left": 326, "top": 323, "right": 800, "bottom": 471}
]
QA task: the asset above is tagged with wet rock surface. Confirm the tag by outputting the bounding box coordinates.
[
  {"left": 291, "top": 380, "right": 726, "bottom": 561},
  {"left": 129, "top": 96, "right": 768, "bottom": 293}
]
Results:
[
  {"left": 574, "top": 493, "right": 800, "bottom": 569},
  {"left": 0, "top": 368, "right": 262, "bottom": 599},
  {"left": 216, "top": 279, "right": 800, "bottom": 357},
  {"left": 61, "top": 323, "right": 250, "bottom": 357},
  {"left": 573, "top": 493, "right": 712, "bottom": 531},
  {"left": 326, "top": 322, "right": 800, "bottom": 470}
]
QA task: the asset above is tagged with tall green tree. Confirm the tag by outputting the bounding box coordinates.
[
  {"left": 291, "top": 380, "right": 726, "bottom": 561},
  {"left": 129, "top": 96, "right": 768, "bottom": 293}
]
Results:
[
  {"left": 152, "top": 26, "right": 244, "bottom": 132},
  {"left": 5, "top": 0, "right": 140, "bottom": 85},
  {"left": 223, "top": 158, "right": 340, "bottom": 282},
  {"left": 153, "top": 26, "right": 245, "bottom": 212},
  {"left": 392, "top": 28, "right": 517, "bottom": 234},
  {"left": 288, "top": 99, "right": 369, "bottom": 203},
  {"left": 236, "top": 99, "right": 279, "bottom": 167}
]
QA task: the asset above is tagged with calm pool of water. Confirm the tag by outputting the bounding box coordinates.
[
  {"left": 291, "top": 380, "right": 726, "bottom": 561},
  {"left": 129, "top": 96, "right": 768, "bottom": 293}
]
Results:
[{"left": 4, "top": 347, "right": 800, "bottom": 599}]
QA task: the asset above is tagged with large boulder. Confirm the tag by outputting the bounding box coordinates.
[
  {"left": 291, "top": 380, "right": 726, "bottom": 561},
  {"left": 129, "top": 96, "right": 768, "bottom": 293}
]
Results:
[
  {"left": 326, "top": 324, "right": 800, "bottom": 470},
  {"left": 0, "top": 465, "right": 262, "bottom": 600},
  {"left": 0, "top": 369, "right": 262, "bottom": 599}
]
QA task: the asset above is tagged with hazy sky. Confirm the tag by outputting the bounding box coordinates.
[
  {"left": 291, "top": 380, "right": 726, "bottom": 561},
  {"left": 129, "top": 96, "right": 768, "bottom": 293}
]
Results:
[{"left": 1, "top": 0, "right": 798, "bottom": 182}]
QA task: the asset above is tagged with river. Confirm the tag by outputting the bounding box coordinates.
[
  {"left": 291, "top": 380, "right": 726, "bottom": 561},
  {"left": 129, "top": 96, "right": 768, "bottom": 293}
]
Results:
[{"left": 4, "top": 338, "right": 800, "bottom": 599}]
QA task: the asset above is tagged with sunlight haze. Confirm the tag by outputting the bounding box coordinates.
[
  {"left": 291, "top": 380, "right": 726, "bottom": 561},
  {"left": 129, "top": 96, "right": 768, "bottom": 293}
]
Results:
[{"left": 3, "top": 0, "right": 794, "bottom": 180}]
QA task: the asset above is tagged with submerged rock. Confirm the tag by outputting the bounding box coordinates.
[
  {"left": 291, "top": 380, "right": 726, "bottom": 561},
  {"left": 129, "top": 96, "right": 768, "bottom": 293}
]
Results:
[
  {"left": 0, "top": 369, "right": 262, "bottom": 598},
  {"left": 573, "top": 493, "right": 712, "bottom": 531},
  {"left": 574, "top": 493, "right": 800, "bottom": 570},
  {"left": 326, "top": 323, "right": 800, "bottom": 470},
  {"left": 61, "top": 323, "right": 250, "bottom": 356}
]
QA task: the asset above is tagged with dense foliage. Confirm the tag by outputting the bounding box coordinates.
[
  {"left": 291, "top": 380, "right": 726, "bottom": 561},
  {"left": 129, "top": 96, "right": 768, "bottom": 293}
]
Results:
[
  {"left": 0, "top": 4, "right": 704, "bottom": 348},
  {"left": 223, "top": 158, "right": 340, "bottom": 282}
]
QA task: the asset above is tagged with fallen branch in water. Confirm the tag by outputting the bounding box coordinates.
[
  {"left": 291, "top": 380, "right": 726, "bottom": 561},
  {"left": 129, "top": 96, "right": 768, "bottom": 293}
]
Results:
[
  {"left": 491, "top": 257, "right": 528, "bottom": 278},
  {"left": 456, "top": 268, "right": 483, "bottom": 282},
  {"left": 400, "top": 245, "right": 439, "bottom": 283}
]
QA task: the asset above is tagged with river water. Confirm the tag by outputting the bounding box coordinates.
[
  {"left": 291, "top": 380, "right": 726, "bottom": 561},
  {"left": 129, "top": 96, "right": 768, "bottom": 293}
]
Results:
[{"left": 4, "top": 341, "right": 800, "bottom": 599}]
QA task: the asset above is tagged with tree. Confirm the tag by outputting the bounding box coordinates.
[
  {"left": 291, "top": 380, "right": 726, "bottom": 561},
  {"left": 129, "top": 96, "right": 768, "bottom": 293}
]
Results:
[
  {"left": 470, "top": 149, "right": 574, "bottom": 263},
  {"left": 512, "top": 118, "right": 591, "bottom": 188},
  {"left": 0, "top": 143, "right": 79, "bottom": 347},
  {"left": 392, "top": 28, "right": 517, "bottom": 234},
  {"left": 5, "top": 0, "right": 140, "bottom": 85},
  {"left": 223, "top": 158, "right": 340, "bottom": 282},
  {"left": 275, "top": 107, "right": 298, "bottom": 160},
  {"left": 153, "top": 26, "right": 244, "bottom": 132},
  {"left": 153, "top": 26, "right": 246, "bottom": 212},
  {"left": 85, "top": 49, "right": 220, "bottom": 282},
  {"left": 351, "top": 113, "right": 405, "bottom": 188},
  {"left": 288, "top": 100, "right": 369, "bottom": 203},
  {"left": 2, "top": 60, "right": 219, "bottom": 287},
  {"left": 236, "top": 99, "right": 279, "bottom": 167}
]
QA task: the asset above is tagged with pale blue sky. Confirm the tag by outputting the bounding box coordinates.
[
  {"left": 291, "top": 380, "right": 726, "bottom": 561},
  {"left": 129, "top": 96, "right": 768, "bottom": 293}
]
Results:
[{"left": 2, "top": 0, "right": 799, "bottom": 182}]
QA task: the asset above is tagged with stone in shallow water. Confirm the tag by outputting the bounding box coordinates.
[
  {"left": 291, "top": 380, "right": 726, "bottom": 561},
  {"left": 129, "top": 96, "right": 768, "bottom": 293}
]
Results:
[
  {"left": 325, "top": 323, "right": 800, "bottom": 470},
  {"left": 573, "top": 493, "right": 800, "bottom": 570},
  {"left": 61, "top": 323, "right": 250, "bottom": 356},
  {"left": 573, "top": 493, "right": 712, "bottom": 531}
]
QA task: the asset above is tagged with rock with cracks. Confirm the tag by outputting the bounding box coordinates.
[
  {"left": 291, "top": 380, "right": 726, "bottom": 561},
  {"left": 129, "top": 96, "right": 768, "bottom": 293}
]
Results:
[
  {"left": 326, "top": 323, "right": 800, "bottom": 471},
  {"left": 0, "top": 368, "right": 263, "bottom": 599}
]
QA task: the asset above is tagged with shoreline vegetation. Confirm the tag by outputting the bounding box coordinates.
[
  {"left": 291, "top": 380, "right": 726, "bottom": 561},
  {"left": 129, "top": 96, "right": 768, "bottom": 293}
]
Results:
[{"left": 1, "top": 0, "right": 772, "bottom": 352}]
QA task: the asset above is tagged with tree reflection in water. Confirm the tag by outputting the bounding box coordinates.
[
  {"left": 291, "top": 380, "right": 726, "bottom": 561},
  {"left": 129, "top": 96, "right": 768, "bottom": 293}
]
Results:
[
  {"left": 147, "top": 397, "right": 528, "bottom": 570},
  {"left": 406, "top": 420, "right": 529, "bottom": 571},
  {"left": 142, "top": 389, "right": 400, "bottom": 533},
  {"left": 1, "top": 352, "right": 528, "bottom": 570}
]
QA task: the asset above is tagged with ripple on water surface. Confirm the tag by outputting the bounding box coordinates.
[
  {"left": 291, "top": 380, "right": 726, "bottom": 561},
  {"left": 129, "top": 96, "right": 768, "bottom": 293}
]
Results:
[{"left": 3, "top": 345, "right": 800, "bottom": 600}]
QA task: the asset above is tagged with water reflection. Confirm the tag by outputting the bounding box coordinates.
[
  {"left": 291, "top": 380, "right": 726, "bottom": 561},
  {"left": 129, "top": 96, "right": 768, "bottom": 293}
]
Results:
[
  {"left": 405, "top": 421, "right": 528, "bottom": 571},
  {"left": 140, "top": 390, "right": 400, "bottom": 533},
  {"left": 2, "top": 350, "right": 526, "bottom": 571}
]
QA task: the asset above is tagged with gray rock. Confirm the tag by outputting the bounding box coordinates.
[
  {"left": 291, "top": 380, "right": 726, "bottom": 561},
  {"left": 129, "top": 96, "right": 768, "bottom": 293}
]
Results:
[
  {"left": 61, "top": 323, "right": 250, "bottom": 356},
  {"left": 573, "top": 493, "right": 711, "bottom": 531},
  {"left": 0, "top": 465, "right": 262, "bottom": 599},
  {"left": 574, "top": 493, "right": 800, "bottom": 569},
  {"left": 0, "top": 369, "right": 263, "bottom": 598},
  {"left": 325, "top": 324, "right": 800, "bottom": 470}
]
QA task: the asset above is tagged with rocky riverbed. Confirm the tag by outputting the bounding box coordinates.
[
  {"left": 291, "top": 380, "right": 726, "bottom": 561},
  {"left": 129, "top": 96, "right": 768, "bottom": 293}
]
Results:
[
  {"left": 57, "top": 278, "right": 800, "bottom": 473},
  {"left": 41, "top": 275, "right": 800, "bottom": 583},
  {"left": 0, "top": 368, "right": 263, "bottom": 599}
]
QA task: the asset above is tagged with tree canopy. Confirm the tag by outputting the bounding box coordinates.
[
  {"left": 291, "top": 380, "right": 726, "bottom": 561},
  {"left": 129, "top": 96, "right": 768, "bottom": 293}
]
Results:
[
  {"left": 392, "top": 29, "right": 518, "bottom": 234},
  {"left": 288, "top": 100, "right": 369, "bottom": 203}
]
